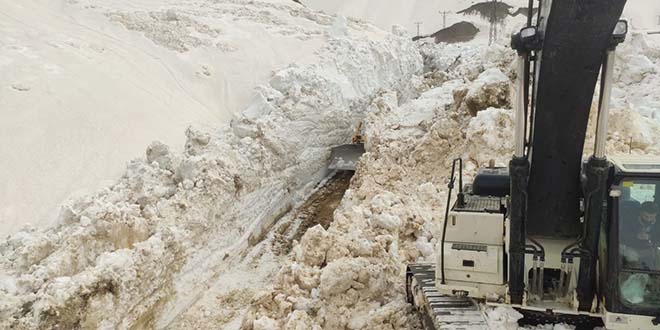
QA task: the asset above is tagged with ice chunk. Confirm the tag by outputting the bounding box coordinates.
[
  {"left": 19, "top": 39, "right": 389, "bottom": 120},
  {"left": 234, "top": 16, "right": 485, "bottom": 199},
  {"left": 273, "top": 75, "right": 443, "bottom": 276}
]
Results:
[
  {"left": 485, "top": 306, "right": 523, "bottom": 330},
  {"left": 253, "top": 316, "right": 278, "bottom": 330}
]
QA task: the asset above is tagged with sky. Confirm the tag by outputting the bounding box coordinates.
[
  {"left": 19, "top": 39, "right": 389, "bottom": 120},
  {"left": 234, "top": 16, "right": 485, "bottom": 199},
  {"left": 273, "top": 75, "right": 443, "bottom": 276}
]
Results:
[{"left": 304, "top": 0, "right": 660, "bottom": 36}]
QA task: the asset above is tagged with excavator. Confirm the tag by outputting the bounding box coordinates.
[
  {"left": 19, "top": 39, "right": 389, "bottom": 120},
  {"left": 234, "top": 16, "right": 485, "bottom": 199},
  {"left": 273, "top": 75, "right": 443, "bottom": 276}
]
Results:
[
  {"left": 406, "top": 0, "right": 660, "bottom": 329},
  {"left": 328, "top": 122, "right": 365, "bottom": 171}
]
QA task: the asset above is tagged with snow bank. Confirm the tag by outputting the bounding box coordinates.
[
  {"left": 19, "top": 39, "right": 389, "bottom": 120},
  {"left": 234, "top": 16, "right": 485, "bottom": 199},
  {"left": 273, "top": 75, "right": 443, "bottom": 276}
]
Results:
[
  {"left": 613, "top": 32, "right": 660, "bottom": 122},
  {"left": 419, "top": 42, "right": 514, "bottom": 81},
  {"left": 0, "top": 0, "right": 376, "bottom": 237},
  {"left": 244, "top": 33, "right": 660, "bottom": 330},
  {"left": 579, "top": 32, "right": 660, "bottom": 157},
  {"left": 0, "top": 14, "right": 422, "bottom": 329},
  {"left": 243, "top": 43, "right": 516, "bottom": 329}
]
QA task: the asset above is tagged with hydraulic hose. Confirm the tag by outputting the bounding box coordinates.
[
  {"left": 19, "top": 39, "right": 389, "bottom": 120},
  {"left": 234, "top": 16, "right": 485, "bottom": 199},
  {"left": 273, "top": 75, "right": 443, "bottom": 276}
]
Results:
[{"left": 440, "top": 158, "right": 463, "bottom": 284}]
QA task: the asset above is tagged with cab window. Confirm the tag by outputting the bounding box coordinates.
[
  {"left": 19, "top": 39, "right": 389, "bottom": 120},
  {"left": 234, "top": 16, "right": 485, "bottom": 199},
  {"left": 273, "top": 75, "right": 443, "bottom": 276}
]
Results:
[{"left": 618, "top": 178, "right": 660, "bottom": 308}]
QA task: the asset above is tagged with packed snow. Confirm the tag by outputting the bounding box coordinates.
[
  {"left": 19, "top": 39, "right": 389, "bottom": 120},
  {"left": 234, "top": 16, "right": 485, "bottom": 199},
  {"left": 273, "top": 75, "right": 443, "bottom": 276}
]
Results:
[{"left": 3, "top": 0, "right": 660, "bottom": 330}]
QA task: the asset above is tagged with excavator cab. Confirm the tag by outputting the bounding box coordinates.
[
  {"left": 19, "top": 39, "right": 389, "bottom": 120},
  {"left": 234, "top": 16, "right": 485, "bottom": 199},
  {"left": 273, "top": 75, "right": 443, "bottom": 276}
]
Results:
[{"left": 603, "top": 157, "right": 660, "bottom": 328}]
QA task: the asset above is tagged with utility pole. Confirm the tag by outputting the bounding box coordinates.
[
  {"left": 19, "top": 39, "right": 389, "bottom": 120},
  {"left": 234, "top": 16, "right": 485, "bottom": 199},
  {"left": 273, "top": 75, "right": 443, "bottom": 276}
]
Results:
[
  {"left": 439, "top": 11, "right": 451, "bottom": 28},
  {"left": 415, "top": 21, "right": 423, "bottom": 37},
  {"left": 489, "top": 0, "right": 498, "bottom": 45}
]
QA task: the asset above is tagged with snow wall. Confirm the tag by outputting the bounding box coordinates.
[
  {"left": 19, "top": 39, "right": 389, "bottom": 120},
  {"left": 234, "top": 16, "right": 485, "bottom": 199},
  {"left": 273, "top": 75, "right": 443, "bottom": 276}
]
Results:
[{"left": 0, "top": 16, "right": 423, "bottom": 330}]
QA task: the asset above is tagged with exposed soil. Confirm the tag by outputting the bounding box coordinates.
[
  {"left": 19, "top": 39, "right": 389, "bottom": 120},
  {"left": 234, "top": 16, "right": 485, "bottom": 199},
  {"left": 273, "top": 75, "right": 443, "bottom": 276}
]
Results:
[{"left": 272, "top": 171, "right": 353, "bottom": 255}]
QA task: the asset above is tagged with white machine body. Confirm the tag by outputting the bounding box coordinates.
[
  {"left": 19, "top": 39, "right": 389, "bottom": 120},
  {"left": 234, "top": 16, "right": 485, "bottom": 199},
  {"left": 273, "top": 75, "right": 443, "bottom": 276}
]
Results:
[{"left": 437, "top": 196, "right": 507, "bottom": 298}]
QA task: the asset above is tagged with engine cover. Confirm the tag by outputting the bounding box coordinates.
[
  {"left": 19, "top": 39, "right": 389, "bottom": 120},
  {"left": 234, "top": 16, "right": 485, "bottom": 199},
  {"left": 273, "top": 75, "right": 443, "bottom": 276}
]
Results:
[{"left": 438, "top": 195, "right": 506, "bottom": 290}]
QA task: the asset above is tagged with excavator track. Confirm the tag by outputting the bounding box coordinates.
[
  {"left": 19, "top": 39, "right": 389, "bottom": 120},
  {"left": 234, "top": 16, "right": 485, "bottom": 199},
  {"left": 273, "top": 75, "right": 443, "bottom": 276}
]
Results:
[{"left": 406, "top": 264, "right": 489, "bottom": 330}]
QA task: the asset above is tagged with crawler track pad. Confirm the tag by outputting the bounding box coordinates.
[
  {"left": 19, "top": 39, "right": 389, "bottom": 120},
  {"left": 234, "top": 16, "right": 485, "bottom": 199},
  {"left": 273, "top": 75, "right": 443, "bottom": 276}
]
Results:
[{"left": 406, "top": 264, "right": 489, "bottom": 330}]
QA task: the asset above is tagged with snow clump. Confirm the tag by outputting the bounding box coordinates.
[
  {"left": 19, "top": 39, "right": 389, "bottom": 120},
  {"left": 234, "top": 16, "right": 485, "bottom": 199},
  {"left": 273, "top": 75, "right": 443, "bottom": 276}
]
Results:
[{"left": 456, "top": 68, "right": 511, "bottom": 116}]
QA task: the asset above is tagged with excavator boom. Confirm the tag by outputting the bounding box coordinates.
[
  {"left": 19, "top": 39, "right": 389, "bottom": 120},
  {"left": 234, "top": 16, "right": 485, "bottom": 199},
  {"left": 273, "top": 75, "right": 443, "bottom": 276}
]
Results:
[{"left": 526, "top": 0, "right": 627, "bottom": 238}]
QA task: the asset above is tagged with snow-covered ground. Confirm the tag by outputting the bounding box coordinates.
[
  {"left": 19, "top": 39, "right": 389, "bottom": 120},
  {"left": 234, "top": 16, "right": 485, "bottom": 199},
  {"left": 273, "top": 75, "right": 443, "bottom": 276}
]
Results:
[
  {"left": 0, "top": 0, "right": 364, "bottom": 236},
  {"left": 5, "top": 0, "right": 656, "bottom": 238},
  {"left": 0, "top": 4, "right": 423, "bottom": 328},
  {"left": 3, "top": 0, "right": 660, "bottom": 329}
]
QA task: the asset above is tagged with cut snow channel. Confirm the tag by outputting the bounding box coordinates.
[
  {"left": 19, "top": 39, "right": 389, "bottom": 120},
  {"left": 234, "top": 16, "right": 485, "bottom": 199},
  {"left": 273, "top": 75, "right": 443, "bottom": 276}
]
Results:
[{"left": 162, "top": 170, "right": 356, "bottom": 329}]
